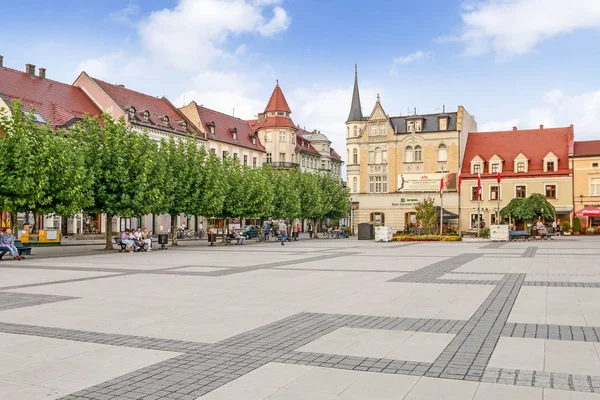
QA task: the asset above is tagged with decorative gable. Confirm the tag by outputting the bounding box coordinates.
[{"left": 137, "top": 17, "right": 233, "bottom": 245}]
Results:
[
  {"left": 513, "top": 153, "right": 529, "bottom": 173},
  {"left": 543, "top": 152, "right": 559, "bottom": 172}
]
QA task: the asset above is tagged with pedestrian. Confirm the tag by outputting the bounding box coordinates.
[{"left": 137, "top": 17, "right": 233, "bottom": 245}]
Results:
[
  {"left": 0, "top": 228, "right": 22, "bottom": 260},
  {"left": 308, "top": 222, "right": 313, "bottom": 239},
  {"left": 279, "top": 220, "right": 288, "bottom": 246},
  {"left": 120, "top": 229, "right": 136, "bottom": 253}
]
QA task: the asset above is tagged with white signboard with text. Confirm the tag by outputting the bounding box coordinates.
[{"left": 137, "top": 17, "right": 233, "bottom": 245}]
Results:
[{"left": 397, "top": 173, "right": 456, "bottom": 193}]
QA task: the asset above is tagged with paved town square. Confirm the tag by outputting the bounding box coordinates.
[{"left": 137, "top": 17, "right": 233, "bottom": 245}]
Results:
[{"left": 0, "top": 238, "right": 599, "bottom": 399}]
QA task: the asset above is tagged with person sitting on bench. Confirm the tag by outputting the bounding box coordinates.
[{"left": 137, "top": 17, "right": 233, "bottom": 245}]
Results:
[
  {"left": 120, "top": 229, "right": 137, "bottom": 253},
  {"left": 0, "top": 228, "right": 22, "bottom": 260},
  {"left": 232, "top": 228, "right": 244, "bottom": 245}
]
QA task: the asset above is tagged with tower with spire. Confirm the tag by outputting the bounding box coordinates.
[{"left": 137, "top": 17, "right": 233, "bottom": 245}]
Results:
[{"left": 346, "top": 65, "right": 367, "bottom": 197}]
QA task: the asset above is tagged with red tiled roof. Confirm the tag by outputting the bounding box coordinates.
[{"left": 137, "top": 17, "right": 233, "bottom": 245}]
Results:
[
  {"left": 574, "top": 140, "right": 600, "bottom": 157},
  {"left": 90, "top": 77, "right": 199, "bottom": 136},
  {"left": 264, "top": 83, "right": 291, "bottom": 113},
  {"left": 461, "top": 126, "right": 574, "bottom": 178},
  {"left": 197, "top": 106, "right": 265, "bottom": 152},
  {"left": 330, "top": 148, "right": 342, "bottom": 161},
  {"left": 249, "top": 116, "right": 297, "bottom": 130},
  {"left": 295, "top": 134, "right": 320, "bottom": 155},
  {"left": 0, "top": 66, "right": 101, "bottom": 128}
]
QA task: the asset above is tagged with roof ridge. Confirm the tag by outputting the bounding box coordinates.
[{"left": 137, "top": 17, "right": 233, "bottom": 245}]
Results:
[
  {"left": 0, "top": 66, "right": 81, "bottom": 89},
  {"left": 91, "top": 76, "right": 166, "bottom": 103},
  {"left": 198, "top": 105, "right": 251, "bottom": 123}
]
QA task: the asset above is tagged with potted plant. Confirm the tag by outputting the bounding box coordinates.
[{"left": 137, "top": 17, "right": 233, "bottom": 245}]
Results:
[
  {"left": 586, "top": 226, "right": 596, "bottom": 235},
  {"left": 561, "top": 221, "right": 571, "bottom": 235},
  {"left": 573, "top": 218, "right": 582, "bottom": 235}
]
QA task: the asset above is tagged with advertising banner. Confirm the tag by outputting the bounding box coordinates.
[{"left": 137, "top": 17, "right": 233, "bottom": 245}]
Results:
[{"left": 397, "top": 173, "right": 457, "bottom": 193}]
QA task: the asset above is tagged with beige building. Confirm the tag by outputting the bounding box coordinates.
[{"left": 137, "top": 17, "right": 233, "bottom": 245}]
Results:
[
  {"left": 459, "top": 125, "right": 574, "bottom": 231},
  {"left": 572, "top": 140, "right": 600, "bottom": 229},
  {"left": 180, "top": 101, "right": 265, "bottom": 167},
  {"left": 346, "top": 67, "right": 476, "bottom": 232}
]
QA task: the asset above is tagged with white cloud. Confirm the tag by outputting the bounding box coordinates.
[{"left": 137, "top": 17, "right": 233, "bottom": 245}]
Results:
[
  {"left": 479, "top": 89, "right": 600, "bottom": 139},
  {"left": 76, "top": 52, "right": 124, "bottom": 80},
  {"left": 138, "top": 0, "right": 291, "bottom": 69},
  {"left": 454, "top": 0, "right": 600, "bottom": 58},
  {"left": 390, "top": 51, "right": 430, "bottom": 74},
  {"left": 107, "top": 3, "right": 140, "bottom": 24}
]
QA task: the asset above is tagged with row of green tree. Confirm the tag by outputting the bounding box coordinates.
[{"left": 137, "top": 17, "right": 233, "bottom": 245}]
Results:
[{"left": 0, "top": 102, "right": 350, "bottom": 249}]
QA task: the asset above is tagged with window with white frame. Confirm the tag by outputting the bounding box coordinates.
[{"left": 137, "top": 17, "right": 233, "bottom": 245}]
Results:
[
  {"left": 405, "top": 146, "right": 414, "bottom": 162},
  {"left": 473, "top": 164, "right": 481, "bottom": 174},
  {"left": 414, "top": 145, "right": 422, "bottom": 162},
  {"left": 266, "top": 153, "right": 272, "bottom": 163},
  {"left": 370, "top": 126, "right": 377, "bottom": 136},
  {"left": 545, "top": 184, "right": 556, "bottom": 199},
  {"left": 491, "top": 163, "right": 499, "bottom": 173},
  {"left": 369, "top": 176, "right": 387, "bottom": 193},
  {"left": 490, "top": 185, "right": 499, "bottom": 200},
  {"left": 514, "top": 154, "right": 528, "bottom": 173},
  {"left": 253, "top": 157, "right": 257, "bottom": 167},
  {"left": 543, "top": 152, "right": 558, "bottom": 172},
  {"left": 516, "top": 185, "right": 527, "bottom": 198},
  {"left": 437, "top": 144, "right": 447, "bottom": 162},
  {"left": 353, "top": 148, "right": 358, "bottom": 164},
  {"left": 279, "top": 131, "right": 286, "bottom": 142},
  {"left": 352, "top": 177, "right": 358, "bottom": 193},
  {"left": 591, "top": 177, "right": 600, "bottom": 196},
  {"left": 414, "top": 119, "right": 422, "bottom": 132},
  {"left": 407, "top": 120, "right": 414, "bottom": 132},
  {"left": 379, "top": 124, "right": 386, "bottom": 135},
  {"left": 353, "top": 126, "right": 358, "bottom": 137},
  {"left": 264, "top": 132, "right": 270, "bottom": 142},
  {"left": 439, "top": 118, "right": 448, "bottom": 131},
  {"left": 517, "top": 162, "right": 525, "bottom": 173}
]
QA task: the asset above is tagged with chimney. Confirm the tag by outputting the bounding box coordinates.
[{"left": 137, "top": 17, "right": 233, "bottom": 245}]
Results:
[
  {"left": 539, "top": 124, "right": 544, "bottom": 129},
  {"left": 25, "top": 63, "right": 35, "bottom": 77},
  {"left": 39, "top": 68, "right": 46, "bottom": 79},
  {"left": 0, "top": 55, "right": 3, "bottom": 68},
  {"left": 512, "top": 126, "right": 517, "bottom": 131}
]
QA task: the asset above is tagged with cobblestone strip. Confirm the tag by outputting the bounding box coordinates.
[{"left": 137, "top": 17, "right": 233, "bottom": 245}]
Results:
[
  {"left": 0, "top": 292, "right": 78, "bottom": 311},
  {"left": 502, "top": 322, "right": 600, "bottom": 342},
  {"left": 280, "top": 351, "right": 432, "bottom": 375},
  {"left": 388, "top": 253, "right": 483, "bottom": 283},
  {"left": 0, "top": 321, "right": 207, "bottom": 353},
  {"left": 481, "top": 367, "right": 600, "bottom": 392},
  {"left": 426, "top": 273, "right": 526, "bottom": 381},
  {"left": 523, "top": 281, "right": 600, "bottom": 288},
  {"left": 521, "top": 247, "right": 537, "bottom": 258}
]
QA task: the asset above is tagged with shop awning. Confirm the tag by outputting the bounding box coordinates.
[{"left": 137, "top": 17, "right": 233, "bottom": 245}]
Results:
[
  {"left": 575, "top": 206, "right": 600, "bottom": 217},
  {"left": 436, "top": 207, "right": 458, "bottom": 220}
]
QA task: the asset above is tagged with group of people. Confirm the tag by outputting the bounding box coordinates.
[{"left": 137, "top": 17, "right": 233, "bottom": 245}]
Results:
[
  {"left": 120, "top": 227, "right": 152, "bottom": 253},
  {"left": 0, "top": 228, "right": 21, "bottom": 260},
  {"left": 261, "top": 221, "right": 297, "bottom": 245}
]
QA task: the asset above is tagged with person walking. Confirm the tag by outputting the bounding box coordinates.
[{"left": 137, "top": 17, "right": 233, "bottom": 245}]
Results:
[
  {"left": 279, "top": 220, "right": 288, "bottom": 246},
  {"left": 0, "top": 228, "right": 22, "bottom": 260},
  {"left": 308, "top": 223, "right": 313, "bottom": 239}
]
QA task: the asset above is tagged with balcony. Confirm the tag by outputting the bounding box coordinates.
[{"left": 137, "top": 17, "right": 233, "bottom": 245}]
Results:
[{"left": 269, "top": 162, "right": 299, "bottom": 169}]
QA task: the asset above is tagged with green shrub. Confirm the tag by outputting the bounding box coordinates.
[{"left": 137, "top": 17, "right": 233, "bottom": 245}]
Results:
[
  {"left": 586, "top": 227, "right": 595, "bottom": 234},
  {"left": 561, "top": 221, "right": 571, "bottom": 232},
  {"left": 573, "top": 218, "right": 582, "bottom": 233},
  {"left": 480, "top": 228, "right": 490, "bottom": 238}
]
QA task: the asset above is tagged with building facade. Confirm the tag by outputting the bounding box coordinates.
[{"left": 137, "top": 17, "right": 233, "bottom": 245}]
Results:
[
  {"left": 346, "top": 67, "right": 476, "bottom": 233},
  {"left": 459, "top": 125, "right": 574, "bottom": 231},
  {"left": 571, "top": 140, "right": 600, "bottom": 229},
  {"left": 180, "top": 101, "right": 265, "bottom": 167}
]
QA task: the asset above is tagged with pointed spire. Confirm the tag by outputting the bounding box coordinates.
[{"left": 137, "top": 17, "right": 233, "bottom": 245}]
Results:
[
  {"left": 264, "top": 82, "right": 291, "bottom": 113},
  {"left": 377, "top": 93, "right": 381, "bottom": 102},
  {"left": 346, "top": 64, "right": 363, "bottom": 122}
]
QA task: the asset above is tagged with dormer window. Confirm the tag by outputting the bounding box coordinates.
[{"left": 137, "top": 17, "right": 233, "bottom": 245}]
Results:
[
  {"left": 161, "top": 116, "right": 169, "bottom": 125},
  {"left": 543, "top": 152, "right": 559, "bottom": 172},
  {"left": 439, "top": 117, "right": 448, "bottom": 131},
  {"left": 180, "top": 121, "right": 187, "bottom": 129},
  {"left": 488, "top": 155, "right": 504, "bottom": 174},
  {"left": 252, "top": 137, "right": 256, "bottom": 145},
  {"left": 513, "top": 153, "right": 529, "bottom": 173},
  {"left": 491, "top": 164, "right": 499, "bottom": 173},
  {"left": 128, "top": 106, "right": 136, "bottom": 120},
  {"left": 206, "top": 121, "right": 215, "bottom": 135},
  {"left": 414, "top": 120, "right": 422, "bottom": 132},
  {"left": 230, "top": 127, "right": 237, "bottom": 140},
  {"left": 142, "top": 110, "right": 150, "bottom": 122},
  {"left": 470, "top": 155, "right": 484, "bottom": 174},
  {"left": 407, "top": 120, "right": 414, "bottom": 132},
  {"left": 474, "top": 164, "right": 481, "bottom": 174}
]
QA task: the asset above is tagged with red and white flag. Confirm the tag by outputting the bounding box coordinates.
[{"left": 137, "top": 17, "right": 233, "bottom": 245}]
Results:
[
  {"left": 457, "top": 173, "right": 462, "bottom": 195},
  {"left": 477, "top": 172, "right": 482, "bottom": 199},
  {"left": 440, "top": 176, "right": 444, "bottom": 198},
  {"left": 497, "top": 172, "right": 502, "bottom": 184}
]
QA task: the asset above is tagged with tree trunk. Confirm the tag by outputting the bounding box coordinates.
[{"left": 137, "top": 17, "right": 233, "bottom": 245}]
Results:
[
  {"left": 171, "top": 213, "right": 178, "bottom": 246},
  {"left": 104, "top": 213, "right": 114, "bottom": 250},
  {"left": 314, "top": 219, "right": 320, "bottom": 239}
]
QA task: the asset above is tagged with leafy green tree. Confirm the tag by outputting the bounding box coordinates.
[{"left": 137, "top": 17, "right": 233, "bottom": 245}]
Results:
[
  {"left": 0, "top": 100, "right": 92, "bottom": 218},
  {"left": 246, "top": 165, "right": 275, "bottom": 220},
  {"left": 271, "top": 170, "right": 301, "bottom": 220},
  {"left": 500, "top": 194, "right": 556, "bottom": 221},
  {"left": 415, "top": 198, "right": 437, "bottom": 233},
  {"left": 198, "top": 151, "right": 228, "bottom": 220}
]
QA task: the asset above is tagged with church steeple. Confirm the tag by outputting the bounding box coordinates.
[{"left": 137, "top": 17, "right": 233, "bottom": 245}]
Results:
[{"left": 346, "top": 64, "right": 363, "bottom": 122}]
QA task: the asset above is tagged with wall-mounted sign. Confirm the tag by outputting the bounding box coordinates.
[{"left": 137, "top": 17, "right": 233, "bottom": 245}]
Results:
[{"left": 397, "top": 173, "right": 457, "bottom": 193}]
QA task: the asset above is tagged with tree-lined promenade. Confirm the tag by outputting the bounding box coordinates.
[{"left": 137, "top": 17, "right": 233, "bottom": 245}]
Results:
[{"left": 0, "top": 102, "right": 350, "bottom": 249}]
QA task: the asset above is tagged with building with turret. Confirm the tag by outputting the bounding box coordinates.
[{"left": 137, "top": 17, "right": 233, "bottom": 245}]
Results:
[{"left": 346, "top": 66, "right": 477, "bottom": 233}]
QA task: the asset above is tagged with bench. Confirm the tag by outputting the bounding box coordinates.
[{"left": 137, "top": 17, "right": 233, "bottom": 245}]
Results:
[
  {"left": 115, "top": 237, "right": 147, "bottom": 252},
  {"left": 0, "top": 240, "right": 32, "bottom": 260},
  {"left": 509, "top": 230, "right": 531, "bottom": 241}
]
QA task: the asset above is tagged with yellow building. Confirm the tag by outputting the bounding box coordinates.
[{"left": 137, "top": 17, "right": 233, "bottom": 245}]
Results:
[
  {"left": 572, "top": 140, "right": 600, "bottom": 229},
  {"left": 459, "top": 125, "right": 574, "bottom": 232},
  {"left": 346, "top": 66, "right": 477, "bottom": 232}
]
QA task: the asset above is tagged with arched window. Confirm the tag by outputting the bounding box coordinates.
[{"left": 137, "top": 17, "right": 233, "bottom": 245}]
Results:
[
  {"left": 375, "top": 147, "right": 382, "bottom": 164},
  {"left": 353, "top": 126, "right": 358, "bottom": 137},
  {"left": 414, "top": 145, "right": 422, "bottom": 162},
  {"left": 438, "top": 144, "right": 448, "bottom": 162},
  {"left": 405, "top": 146, "right": 414, "bottom": 162},
  {"left": 353, "top": 148, "right": 358, "bottom": 164},
  {"left": 353, "top": 177, "right": 358, "bottom": 193}
]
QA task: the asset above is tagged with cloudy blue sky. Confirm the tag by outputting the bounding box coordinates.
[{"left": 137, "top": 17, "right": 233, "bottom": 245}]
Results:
[{"left": 1, "top": 0, "right": 599, "bottom": 163}]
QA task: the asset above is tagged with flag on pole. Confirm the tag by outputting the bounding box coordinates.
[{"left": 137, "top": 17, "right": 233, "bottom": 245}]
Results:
[
  {"left": 497, "top": 172, "right": 502, "bottom": 184},
  {"left": 477, "top": 172, "right": 482, "bottom": 199},
  {"left": 440, "top": 176, "right": 444, "bottom": 198},
  {"left": 457, "top": 173, "right": 462, "bottom": 195}
]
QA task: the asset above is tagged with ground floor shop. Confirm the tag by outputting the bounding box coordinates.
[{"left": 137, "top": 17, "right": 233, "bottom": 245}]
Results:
[{"left": 349, "top": 192, "right": 459, "bottom": 234}]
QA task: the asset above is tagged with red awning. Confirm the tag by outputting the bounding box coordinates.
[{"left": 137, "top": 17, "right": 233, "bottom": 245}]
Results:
[{"left": 574, "top": 206, "right": 600, "bottom": 217}]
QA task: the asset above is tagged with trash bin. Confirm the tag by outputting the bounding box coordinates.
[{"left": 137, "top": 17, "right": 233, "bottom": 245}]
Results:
[
  {"left": 207, "top": 233, "right": 218, "bottom": 246},
  {"left": 357, "top": 223, "right": 374, "bottom": 240},
  {"left": 158, "top": 234, "right": 168, "bottom": 250}
]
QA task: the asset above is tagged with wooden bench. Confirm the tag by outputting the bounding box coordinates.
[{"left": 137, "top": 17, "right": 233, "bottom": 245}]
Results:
[
  {"left": 115, "top": 237, "right": 128, "bottom": 252},
  {"left": 509, "top": 230, "right": 531, "bottom": 241}
]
